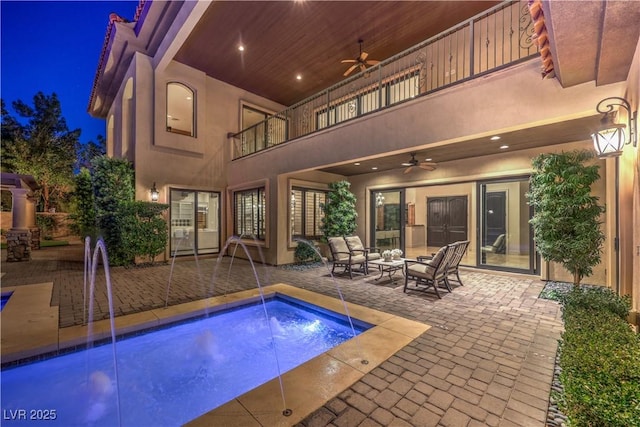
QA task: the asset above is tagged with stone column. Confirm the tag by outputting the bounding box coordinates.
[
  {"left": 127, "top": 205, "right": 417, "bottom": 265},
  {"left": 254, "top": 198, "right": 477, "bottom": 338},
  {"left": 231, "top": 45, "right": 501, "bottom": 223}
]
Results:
[
  {"left": 6, "top": 188, "right": 32, "bottom": 262},
  {"left": 26, "top": 195, "right": 40, "bottom": 250}
]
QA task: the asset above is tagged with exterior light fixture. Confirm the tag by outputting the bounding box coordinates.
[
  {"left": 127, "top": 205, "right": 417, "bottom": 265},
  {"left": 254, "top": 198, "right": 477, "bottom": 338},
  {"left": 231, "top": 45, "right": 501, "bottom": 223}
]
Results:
[
  {"left": 150, "top": 182, "right": 159, "bottom": 202},
  {"left": 591, "top": 96, "right": 637, "bottom": 158}
]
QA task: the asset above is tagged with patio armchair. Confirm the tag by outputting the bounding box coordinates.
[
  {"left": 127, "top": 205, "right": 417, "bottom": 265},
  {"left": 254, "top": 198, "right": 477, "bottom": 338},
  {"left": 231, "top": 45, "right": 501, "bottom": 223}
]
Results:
[
  {"left": 481, "top": 233, "right": 506, "bottom": 263},
  {"left": 447, "top": 240, "right": 470, "bottom": 287},
  {"left": 404, "top": 244, "right": 456, "bottom": 298},
  {"left": 344, "top": 235, "right": 381, "bottom": 262},
  {"left": 328, "top": 236, "right": 368, "bottom": 279}
]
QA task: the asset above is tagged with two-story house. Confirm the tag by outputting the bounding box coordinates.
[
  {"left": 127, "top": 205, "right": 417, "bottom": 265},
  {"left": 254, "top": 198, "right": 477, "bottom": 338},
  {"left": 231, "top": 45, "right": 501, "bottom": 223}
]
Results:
[{"left": 88, "top": 0, "right": 640, "bottom": 324}]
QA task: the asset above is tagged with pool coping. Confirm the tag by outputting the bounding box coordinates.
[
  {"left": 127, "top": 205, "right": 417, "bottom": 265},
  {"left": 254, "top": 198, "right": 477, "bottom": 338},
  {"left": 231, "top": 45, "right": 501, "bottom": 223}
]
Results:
[{"left": 1, "top": 282, "right": 431, "bottom": 426}]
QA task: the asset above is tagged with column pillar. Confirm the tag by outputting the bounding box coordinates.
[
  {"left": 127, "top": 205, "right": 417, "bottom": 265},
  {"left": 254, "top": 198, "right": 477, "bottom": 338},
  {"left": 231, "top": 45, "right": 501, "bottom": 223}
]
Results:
[{"left": 6, "top": 188, "right": 32, "bottom": 262}]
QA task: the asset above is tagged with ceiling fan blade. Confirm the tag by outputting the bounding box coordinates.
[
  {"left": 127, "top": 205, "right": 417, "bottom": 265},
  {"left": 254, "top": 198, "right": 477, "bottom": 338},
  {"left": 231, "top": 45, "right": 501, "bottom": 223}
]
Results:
[
  {"left": 341, "top": 59, "right": 357, "bottom": 63},
  {"left": 420, "top": 162, "right": 438, "bottom": 167},
  {"left": 419, "top": 165, "right": 436, "bottom": 171},
  {"left": 359, "top": 64, "right": 366, "bottom": 72},
  {"left": 360, "top": 51, "right": 369, "bottom": 61},
  {"left": 344, "top": 64, "right": 358, "bottom": 76},
  {"left": 366, "top": 60, "right": 380, "bottom": 65},
  {"left": 403, "top": 166, "right": 414, "bottom": 174}
]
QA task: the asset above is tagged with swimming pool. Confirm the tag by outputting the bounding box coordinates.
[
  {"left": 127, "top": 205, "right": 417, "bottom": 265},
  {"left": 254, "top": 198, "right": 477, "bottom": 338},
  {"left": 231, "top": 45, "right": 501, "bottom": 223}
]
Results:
[
  {"left": 1, "top": 295, "right": 370, "bottom": 426},
  {"left": 0, "top": 292, "right": 13, "bottom": 311}
]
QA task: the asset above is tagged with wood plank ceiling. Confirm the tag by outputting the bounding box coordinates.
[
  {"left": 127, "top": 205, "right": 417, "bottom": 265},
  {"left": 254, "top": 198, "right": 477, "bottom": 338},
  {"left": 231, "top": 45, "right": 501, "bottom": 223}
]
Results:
[{"left": 174, "top": 1, "right": 500, "bottom": 106}]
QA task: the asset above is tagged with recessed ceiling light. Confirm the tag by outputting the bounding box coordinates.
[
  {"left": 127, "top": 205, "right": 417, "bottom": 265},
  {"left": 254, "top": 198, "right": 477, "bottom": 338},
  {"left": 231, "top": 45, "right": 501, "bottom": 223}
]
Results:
[
  {"left": 371, "top": 166, "right": 378, "bottom": 170},
  {"left": 238, "top": 45, "right": 245, "bottom": 52},
  {"left": 186, "top": 96, "right": 192, "bottom": 100},
  {"left": 491, "top": 136, "right": 501, "bottom": 141},
  {"left": 296, "top": 74, "right": 302, "bottom": 80},
  {"left": 500, "top": 144, "right": 509, "bottom": 149},
  {"left": 425, "top": 158, "right": 432, "bottom": 161},
  {"left": 354, "top": 162, "right": 361, "bottom": 166},
  {"left": 401, "top": 162, "right": 411, "bottom": 166}
]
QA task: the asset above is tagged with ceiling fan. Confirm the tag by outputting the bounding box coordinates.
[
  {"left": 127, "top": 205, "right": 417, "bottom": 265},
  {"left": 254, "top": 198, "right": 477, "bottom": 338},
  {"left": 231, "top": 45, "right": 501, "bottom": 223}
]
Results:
[
  {"left": 402, "top": 153, "right": 437, "bottom": 174},
  {"left": 341, "top": 39, "right": 380, "bottom": 77}
]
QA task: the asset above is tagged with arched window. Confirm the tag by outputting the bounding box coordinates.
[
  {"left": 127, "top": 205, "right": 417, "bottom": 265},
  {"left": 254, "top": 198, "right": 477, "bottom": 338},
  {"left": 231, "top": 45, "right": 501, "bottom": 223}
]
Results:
[{"left": 166, "top": 82, "right": 195, "bottom": 136}]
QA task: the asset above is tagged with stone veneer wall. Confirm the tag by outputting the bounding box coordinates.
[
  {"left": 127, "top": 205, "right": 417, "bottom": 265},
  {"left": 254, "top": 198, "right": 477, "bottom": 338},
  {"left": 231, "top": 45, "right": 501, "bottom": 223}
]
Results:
[{"left": 5, "top": 229, "right": 32, "bottom": 262}]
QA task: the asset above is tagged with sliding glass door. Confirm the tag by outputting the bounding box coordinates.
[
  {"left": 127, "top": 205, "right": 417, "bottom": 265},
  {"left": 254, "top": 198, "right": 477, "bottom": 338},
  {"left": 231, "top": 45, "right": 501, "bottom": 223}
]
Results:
[
  {"left": 478, "top": 178, "right": 537, "bottom": 273},
  {"left": 170, "top": 189, "right": 220, "bottom": 256},
  {"left": 371, "top": 190, "right": 405, "bottom": 252}
]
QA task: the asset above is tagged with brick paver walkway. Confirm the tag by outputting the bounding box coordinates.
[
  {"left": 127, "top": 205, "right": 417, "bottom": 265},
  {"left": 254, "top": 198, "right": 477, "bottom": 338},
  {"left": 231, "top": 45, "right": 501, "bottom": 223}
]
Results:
[{"left": 1, "top": 242, "right": 563, "bottom": 426}]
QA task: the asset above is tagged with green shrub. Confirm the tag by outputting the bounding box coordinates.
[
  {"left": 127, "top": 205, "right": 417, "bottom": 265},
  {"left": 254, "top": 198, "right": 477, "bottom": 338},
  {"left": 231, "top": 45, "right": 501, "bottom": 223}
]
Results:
[
  {"left": 70, "top": 167, "right": 97, "bottom": 240},
  {"left": 120, "top": 201, "right": 169, "bottom": 264},
  {"left": 294, "top": 241, "right": 321, "bottom": 263},
  {"left": 36, "top": 214, "right": 57, "bottom": 239},
  {"left": 559, "top": 288, "right": 640, "bottom": 426},
  {"left": 91, "top": 156, "right": 135, "bottom": 266}
]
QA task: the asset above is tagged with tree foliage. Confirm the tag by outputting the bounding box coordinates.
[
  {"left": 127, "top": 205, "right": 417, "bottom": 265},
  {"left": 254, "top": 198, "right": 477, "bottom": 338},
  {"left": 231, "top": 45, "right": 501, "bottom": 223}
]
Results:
[
  {"left": 70, "top": 168, "right": 97, "bottom": 240},
  {"left": 1, "top": 93, "right": 80, "bottom": 211},
  {"left": 120, "top": 201, "right": 169, "bottom": 264},
  {"left": 76, "top": 135, "right": 106, "bottom": 171},
  {"left": 92, "top": 156, "right": 136, "bottom": 265},
  {"left": 88, "top": 156, "right": 168, "bottom": 266},
  {"left": 527, "top": 150, "right": 605, "bottom": 286},
  {"left": 320, "top": 180, "right": 358, "bottom": 242}
]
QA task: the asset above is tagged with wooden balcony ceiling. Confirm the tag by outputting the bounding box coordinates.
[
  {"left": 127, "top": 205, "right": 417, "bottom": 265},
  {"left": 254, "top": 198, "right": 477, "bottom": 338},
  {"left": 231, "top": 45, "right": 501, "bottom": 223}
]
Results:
[{"left": 175, "top": 1, "right": 500, "bottom": 106}]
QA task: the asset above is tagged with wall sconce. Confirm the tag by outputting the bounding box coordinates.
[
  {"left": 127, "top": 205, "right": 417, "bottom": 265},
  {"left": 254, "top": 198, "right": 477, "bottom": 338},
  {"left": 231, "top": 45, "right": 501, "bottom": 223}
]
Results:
[
  {"left": 591, "top": 97, "right": 637, "bottom": 158},
  {"left": 150, "top": 182, "right": 159, "bottom": 202},
  {"left": 375, "top": 192, "right": 385, "bottom": 207}
]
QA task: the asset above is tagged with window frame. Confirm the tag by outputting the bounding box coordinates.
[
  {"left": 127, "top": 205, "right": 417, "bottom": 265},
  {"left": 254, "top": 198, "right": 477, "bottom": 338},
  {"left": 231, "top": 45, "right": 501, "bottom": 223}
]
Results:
[
  {"left": 233, "top": 187, "right": 266, "bottom": 241},
  {"left": 290, "top": 186, "right": 328, "bottom": 241},
  {"left": 166, "top": 82, "right": 196, "bottom": 137}
]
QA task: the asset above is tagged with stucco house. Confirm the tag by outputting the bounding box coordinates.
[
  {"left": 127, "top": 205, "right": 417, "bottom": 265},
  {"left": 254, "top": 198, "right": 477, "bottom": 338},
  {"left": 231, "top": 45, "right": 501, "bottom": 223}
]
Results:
[{"left": 88, "top": 0, "right": 640, "bottom": 324}]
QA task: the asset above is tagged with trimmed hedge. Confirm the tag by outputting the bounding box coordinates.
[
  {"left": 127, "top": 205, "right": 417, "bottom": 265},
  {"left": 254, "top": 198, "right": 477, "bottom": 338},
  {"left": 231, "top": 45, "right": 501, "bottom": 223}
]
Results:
[{"left": 558, "top": 288, "right": 640, "bottom": 426}]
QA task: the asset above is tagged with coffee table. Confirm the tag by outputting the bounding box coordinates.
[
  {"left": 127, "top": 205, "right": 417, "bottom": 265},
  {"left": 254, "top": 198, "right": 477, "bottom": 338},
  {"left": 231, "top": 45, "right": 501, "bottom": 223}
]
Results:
[{"left": 368, "top": 258, "right": 406, "bottom": 283}]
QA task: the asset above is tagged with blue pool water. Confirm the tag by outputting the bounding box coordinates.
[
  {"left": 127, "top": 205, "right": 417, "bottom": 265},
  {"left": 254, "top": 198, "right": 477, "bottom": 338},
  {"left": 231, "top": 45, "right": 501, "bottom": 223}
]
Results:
[
  {"left": 0, "top": 292, "right": 12, "bottom": 311},
  {"left": 1, "top": 295, "right": 370, "bottom": 426}
]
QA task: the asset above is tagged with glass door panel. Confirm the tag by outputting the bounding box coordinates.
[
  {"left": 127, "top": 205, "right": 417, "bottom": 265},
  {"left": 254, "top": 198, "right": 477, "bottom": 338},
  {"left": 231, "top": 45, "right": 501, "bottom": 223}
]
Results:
[
  {"left": 478, "top": 179, "right": 536, "bottom": 273},
  {"left": 170, "top": 189, "right": 196, "bottom": 256},
  {"left": 171, "top": 189, "right": 221, "bottom": 256},
  {"left": 196, "top": 192, "right": 220, "bottom": 254},
  {"left": 372, "top": 190, "right": 404, "bottom": 253}
]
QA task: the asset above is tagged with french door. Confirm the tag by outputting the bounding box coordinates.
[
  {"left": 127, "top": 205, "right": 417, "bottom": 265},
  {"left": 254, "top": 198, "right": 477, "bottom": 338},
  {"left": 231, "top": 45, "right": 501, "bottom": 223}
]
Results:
[
  {"left": 371, "top": 189, "right": 405, "bottom": 252},
  {"left": 426, "top": 196, "right": 468, "bottom": 247}
]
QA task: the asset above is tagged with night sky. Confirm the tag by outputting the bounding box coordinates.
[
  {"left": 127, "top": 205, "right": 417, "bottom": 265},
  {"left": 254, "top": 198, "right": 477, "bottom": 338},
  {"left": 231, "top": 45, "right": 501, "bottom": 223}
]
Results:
[{"left": 1, "top": 1, "right": 137, "bottom": 145}]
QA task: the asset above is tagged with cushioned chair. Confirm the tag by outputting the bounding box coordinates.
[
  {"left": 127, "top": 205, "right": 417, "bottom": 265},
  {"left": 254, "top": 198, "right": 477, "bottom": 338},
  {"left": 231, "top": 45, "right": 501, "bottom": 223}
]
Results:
[
  {"left": 404, "top": 244, "right": 457, "bottom": 298},
  {"left": 482, "top": 234, "right": 506, "bottom": 255},
  {"left": 328, "top": 236, "right": 368, "bottom": 279},
  {"left": 447, "top": 240, "right": 470, "bottom": 286},
  {"left": 345, "top": 236, "right": 381, "bottom": 262}
]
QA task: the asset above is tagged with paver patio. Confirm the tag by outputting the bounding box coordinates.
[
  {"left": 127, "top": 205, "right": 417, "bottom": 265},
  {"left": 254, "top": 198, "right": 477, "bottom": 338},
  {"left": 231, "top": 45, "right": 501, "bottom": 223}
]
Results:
[{"left": 1, "top": 241, "right": 563, "bottom": 426}]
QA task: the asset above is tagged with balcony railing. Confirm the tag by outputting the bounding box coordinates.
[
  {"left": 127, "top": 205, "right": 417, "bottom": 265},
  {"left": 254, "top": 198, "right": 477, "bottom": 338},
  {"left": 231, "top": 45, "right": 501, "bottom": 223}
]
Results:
[{"left": 232, "top": 0, "right": 538, "bottom": 159}]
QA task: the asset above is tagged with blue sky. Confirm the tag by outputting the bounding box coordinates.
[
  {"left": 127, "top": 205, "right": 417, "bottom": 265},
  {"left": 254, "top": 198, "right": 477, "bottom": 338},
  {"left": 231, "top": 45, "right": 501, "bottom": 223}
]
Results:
[{"left": 1, "top": 1, "right": 137, "bottom": 144}]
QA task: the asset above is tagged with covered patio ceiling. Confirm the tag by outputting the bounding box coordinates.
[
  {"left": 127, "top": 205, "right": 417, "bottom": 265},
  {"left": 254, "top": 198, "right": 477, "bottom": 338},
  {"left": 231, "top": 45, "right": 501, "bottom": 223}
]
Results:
[{"left": 318, "top": 115, "right": 603, "bottom": 176}]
